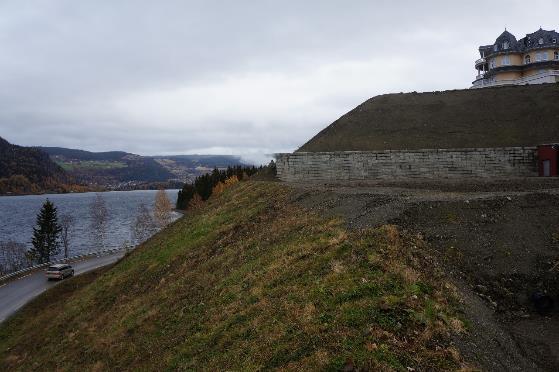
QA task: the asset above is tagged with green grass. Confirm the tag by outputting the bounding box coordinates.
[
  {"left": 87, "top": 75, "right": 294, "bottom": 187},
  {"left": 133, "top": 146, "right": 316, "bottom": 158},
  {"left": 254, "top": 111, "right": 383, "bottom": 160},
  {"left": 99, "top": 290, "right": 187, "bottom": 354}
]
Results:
[{"left": 0, "top": 181, "right": 465, "bottom": 371}]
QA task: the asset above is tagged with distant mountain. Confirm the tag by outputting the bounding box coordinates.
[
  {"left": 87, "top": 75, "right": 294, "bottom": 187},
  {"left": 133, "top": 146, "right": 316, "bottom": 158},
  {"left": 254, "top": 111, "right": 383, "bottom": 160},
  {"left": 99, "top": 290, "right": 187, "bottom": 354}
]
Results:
[
  {"left": 40, "top": 147, "right": 247, "bottom": 187},
  {"left": 151, "top": 154, "right": 245, "bottom": 182},
  {"left": 40, "top": 147, "right": 129, "bottom": 162},
  {"left": 0, "top": 137, "right": 70, "bottom": 194},
  {"left": 40, "top": 147, "right": 175, "bottom": 186}
]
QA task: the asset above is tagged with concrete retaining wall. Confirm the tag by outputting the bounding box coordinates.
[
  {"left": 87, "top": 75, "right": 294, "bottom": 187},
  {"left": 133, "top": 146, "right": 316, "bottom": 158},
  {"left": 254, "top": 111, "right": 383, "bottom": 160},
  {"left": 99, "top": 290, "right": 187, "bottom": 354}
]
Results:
[{"left": 276, "top": 147, "right": 538, "bottom": 182}]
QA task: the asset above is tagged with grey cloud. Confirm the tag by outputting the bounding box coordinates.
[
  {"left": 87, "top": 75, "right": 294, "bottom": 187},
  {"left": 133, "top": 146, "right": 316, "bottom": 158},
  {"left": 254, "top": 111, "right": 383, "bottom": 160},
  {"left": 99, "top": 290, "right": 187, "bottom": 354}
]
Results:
[{"left": 1, "top": 0, "right": 558, "bottom": 162}]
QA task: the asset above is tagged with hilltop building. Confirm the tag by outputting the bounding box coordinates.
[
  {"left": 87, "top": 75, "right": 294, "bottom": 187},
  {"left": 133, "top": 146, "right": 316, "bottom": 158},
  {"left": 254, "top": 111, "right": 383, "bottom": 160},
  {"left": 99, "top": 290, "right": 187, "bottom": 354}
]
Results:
[{"left": 472, "top": 28, "right": 559, "bottom": 88}]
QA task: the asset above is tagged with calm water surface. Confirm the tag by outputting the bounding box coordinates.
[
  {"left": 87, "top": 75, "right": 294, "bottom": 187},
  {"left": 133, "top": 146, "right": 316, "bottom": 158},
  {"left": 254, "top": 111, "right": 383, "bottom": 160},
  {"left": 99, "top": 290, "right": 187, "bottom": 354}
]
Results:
[{"left": 0, "top": 190, "right": 181, "bottom": 260}]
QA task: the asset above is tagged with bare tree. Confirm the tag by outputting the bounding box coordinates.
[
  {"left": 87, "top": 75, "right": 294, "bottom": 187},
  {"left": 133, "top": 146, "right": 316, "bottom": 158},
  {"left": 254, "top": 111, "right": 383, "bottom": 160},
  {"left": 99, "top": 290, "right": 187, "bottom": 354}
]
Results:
[
  {"left": 89, "top": 193, "right": 109, "bottom": 251},
  {"left": 60, "top": 214, "right": 75, "bottom": 258},
  {"left": 0, "top": 241, "right": 30, "bottom": 275},
  {"left": 154, "top": 189, "right": 173, "bottom": 229},
  {"left": 131, "top": 203, "right": 156, "bottom": 245}
]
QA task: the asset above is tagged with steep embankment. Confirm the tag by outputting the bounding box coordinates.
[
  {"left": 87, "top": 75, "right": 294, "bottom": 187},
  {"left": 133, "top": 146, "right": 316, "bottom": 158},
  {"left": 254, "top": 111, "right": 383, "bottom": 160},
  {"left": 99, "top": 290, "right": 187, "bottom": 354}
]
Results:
[
  {"left": 0, "top": 182, "right": 466, "bottom": 370},
  {"left": 298, "top": 84, "right": 559, "bottom": 152},
  {"left": 0, "top": 137, "right": 71, "bottom": 194}
]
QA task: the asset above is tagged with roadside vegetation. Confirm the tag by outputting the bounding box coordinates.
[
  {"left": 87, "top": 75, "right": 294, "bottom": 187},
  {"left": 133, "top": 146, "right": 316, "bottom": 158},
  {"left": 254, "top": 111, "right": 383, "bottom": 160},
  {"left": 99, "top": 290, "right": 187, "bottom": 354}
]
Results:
[
  {"left": 1, "top": 189, "right": 175, "bottom": 277},
  {"left": 0, "top": 181, "right": 467, "bottom": 370}
]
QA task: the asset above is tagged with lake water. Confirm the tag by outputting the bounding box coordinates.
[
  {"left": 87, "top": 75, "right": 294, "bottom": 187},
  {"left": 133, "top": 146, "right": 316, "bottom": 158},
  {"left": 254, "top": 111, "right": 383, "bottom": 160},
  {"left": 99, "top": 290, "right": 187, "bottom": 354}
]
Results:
[{"left": 0, "top": 190, "right": 181, "bottom": 261}]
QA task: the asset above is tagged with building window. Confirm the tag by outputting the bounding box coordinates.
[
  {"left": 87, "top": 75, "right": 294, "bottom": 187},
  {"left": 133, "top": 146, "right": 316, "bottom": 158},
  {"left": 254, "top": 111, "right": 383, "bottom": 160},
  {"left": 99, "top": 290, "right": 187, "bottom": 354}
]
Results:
[
  {"left": 503, "top": 41, "right": 510, "bottom": 50},
  {"left": 555, "top": 51, "right": 559, "bottom": 60},
  {"left": 539, "top": 38, "right": 544, "bottom": 45},
  {"left": 494, "top": 44, "right": 498, "bottom": 52},
  {"left": 536, "top": 52, "right": 549, "bottom": 61},
  {"left": 490, "top": 59, "right": 496, "bottom": 69},
  {"left": 525, "top": 55, "right": 531, "bottom": 64},
  {"left": 554, "top": 38, "right": 558, "bottom": 44},
  {"left": 502, "top": 55, "right": 511, "bottom": 66}
]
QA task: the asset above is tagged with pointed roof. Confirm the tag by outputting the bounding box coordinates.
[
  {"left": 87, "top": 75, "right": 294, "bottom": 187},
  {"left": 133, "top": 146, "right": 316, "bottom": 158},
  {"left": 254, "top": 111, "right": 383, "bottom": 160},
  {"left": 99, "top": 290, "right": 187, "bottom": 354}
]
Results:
[
  {"left": 496, "top": 29, "right": 517, "bottom": 43},
  {"left": 494, "top": 30, "right": 518, "bottom": 49}
]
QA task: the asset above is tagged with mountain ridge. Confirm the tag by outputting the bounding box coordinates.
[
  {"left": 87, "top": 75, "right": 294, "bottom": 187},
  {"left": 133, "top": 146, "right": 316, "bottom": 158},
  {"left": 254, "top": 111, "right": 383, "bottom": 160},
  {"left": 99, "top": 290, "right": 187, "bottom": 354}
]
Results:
[
  {"left": 40, "top": 147, "right": 245, "bottom": 186},
  {"left": 0, "top": 137, "right": 71, "bottom": 194}
]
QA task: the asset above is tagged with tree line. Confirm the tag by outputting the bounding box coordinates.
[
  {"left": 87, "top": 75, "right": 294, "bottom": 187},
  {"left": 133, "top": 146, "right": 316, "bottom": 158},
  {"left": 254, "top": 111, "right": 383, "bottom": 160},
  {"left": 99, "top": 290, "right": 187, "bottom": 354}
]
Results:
[{"left": 176, "top": 165, "right": 260, "bottom": 210}]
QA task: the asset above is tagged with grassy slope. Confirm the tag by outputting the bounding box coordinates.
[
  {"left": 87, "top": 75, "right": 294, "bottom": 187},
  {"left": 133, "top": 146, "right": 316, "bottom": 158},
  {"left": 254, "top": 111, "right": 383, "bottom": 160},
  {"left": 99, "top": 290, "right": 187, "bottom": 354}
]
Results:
[
  {"left": 298, "top": 83, "right": 559, "bottom": 152},
  {"left": 0, "top": 182, "right": 466, "bottom": 371}
]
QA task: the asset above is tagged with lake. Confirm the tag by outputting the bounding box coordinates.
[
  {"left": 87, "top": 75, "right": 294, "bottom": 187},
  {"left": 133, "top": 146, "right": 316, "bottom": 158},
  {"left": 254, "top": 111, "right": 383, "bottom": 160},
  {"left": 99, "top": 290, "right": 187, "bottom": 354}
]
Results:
[{"left": 0, "top": 190, "right": 181, "bottom": 262}]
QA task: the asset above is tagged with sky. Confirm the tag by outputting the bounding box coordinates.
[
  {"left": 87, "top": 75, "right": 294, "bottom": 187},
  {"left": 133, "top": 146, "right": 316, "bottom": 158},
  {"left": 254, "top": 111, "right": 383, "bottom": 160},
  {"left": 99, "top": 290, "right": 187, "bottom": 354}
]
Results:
[{"left": 1, "top": 0, "right": 558, "bottom": 163}]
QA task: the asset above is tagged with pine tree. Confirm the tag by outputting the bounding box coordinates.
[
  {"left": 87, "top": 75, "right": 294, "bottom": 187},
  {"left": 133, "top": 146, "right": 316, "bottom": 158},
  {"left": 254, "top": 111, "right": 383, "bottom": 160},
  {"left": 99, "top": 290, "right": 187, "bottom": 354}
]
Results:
[{"left": 28, "top": 199, "right": 62, "bottom": 264}]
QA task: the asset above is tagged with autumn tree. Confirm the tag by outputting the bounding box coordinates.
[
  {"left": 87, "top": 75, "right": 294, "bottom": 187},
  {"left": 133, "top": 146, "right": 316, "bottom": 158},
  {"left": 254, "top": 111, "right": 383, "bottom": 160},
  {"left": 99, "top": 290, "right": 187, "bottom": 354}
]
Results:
[
  {"left": 154, "top": 189, "right": 173, "bottom": 229},
  {"left": 89, "top": 193, "right": 109, "bottom": 251},
  {"left": 60, "top": 213, "right": 75, "bottom": 258},
  {"left": 28, "top": 200, "right": 62, "bottom": 264},
  {"left": 132, "top": 203, "right": 156, "bottom": 244},
  {"left": 188, "top": 193, "right": 204, "bottom": 209},
  {"left": 0, "top": 241, "right": 30, "bottom": 275}
]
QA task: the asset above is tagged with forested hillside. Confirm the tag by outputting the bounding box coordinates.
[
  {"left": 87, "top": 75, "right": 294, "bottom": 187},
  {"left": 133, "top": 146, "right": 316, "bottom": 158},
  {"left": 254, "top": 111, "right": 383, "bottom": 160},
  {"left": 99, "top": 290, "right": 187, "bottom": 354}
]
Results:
[{"left": 0, "top": 137, "right": 75, "bottom": 194}]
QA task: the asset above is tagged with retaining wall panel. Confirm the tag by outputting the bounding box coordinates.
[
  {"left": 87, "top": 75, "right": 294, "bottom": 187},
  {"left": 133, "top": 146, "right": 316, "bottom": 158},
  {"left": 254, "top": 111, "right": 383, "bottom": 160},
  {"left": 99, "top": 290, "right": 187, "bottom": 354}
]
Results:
[{"left": 276, "top": 147, "right": 538, "bottom": 182}]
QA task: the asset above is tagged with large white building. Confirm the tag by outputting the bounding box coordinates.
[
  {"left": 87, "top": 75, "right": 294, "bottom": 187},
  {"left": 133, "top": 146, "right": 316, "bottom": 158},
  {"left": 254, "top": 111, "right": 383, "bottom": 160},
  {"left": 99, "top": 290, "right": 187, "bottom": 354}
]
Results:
[{"left": 472, "top": 28, "right": 559, "bottom": 88}]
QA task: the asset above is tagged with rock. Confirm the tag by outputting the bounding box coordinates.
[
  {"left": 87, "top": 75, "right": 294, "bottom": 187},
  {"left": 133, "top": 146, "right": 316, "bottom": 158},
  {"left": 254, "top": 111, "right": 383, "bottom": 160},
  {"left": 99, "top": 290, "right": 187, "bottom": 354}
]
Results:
[{"left": 475, "top": 284, "right": 488, "bottom": 293}]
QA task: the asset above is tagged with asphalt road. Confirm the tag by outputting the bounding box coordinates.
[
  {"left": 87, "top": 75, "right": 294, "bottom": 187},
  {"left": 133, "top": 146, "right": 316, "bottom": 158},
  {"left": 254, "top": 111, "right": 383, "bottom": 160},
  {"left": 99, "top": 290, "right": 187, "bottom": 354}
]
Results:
[{"left": 0, "top": 252, "right": 124, "bottom": 323}]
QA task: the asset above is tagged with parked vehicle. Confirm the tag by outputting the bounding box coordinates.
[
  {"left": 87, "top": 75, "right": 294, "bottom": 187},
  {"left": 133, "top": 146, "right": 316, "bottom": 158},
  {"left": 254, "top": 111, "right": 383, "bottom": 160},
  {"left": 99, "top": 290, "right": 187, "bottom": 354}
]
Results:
[{"left": 45, "top": 264, "right": 74, "bottom": 280}]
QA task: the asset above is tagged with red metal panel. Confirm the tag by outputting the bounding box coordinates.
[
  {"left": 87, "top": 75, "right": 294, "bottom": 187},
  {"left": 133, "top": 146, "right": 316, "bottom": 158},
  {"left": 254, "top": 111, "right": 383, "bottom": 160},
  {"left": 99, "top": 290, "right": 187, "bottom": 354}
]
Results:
[{"left": 537, "top": 145, "right": 559, "bottom": 177}]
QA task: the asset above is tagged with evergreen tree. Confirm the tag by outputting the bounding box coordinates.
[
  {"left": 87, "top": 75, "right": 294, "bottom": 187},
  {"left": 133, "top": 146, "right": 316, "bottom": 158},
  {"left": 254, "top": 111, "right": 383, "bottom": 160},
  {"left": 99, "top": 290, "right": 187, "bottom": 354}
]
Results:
[
  {"left": 28, "top": 199, "right": 62, "bottom": 264},
  {"left": 175, "top": 165, "right": 262, "bottom": 210}
]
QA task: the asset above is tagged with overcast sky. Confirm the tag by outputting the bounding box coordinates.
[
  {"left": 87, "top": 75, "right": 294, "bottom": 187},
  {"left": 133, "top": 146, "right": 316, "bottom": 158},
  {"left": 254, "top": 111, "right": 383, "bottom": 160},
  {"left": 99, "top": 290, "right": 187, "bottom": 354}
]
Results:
[{"left": 1, "top": 1, "right": 558, "bottom": 163}]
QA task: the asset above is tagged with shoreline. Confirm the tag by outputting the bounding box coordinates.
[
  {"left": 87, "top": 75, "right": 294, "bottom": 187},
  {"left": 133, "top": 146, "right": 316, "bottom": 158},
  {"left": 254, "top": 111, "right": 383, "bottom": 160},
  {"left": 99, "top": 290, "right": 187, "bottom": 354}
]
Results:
[{"left": 0, "top": 187, "right": 181, "bottom": 198}]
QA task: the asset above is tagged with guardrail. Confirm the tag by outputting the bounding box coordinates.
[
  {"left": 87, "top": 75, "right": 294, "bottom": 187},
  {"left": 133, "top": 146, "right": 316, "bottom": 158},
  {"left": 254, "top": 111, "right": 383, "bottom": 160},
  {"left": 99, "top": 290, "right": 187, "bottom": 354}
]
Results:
[{"left": 0, "top": 246, "right": 131, "bottom": 283}]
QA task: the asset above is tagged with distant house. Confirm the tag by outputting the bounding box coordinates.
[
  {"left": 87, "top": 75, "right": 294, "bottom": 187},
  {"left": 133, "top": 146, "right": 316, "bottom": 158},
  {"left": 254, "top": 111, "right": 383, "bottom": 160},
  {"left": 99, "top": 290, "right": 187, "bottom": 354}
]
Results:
[{"left": 472, "top": 28, "right": 559, "bottom": 88}]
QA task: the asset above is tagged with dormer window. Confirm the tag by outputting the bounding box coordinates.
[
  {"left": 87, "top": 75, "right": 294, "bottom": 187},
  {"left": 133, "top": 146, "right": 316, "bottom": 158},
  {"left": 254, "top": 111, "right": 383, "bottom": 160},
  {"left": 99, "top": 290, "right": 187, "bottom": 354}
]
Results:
[
  {"left": 494, "top": 44, "right": 499, "bottom": 52},
  {"left": 525, "top": 54, "right": 531, "bottom": 64},
  {"left": 539, "top": 38, "right": 544, "bottom": 45},
  {"left": 554, "top": 38, "right": 558, "bottom": 44},
  {"left": 503, "top": 41, "right": 510, "bottom": 49}
]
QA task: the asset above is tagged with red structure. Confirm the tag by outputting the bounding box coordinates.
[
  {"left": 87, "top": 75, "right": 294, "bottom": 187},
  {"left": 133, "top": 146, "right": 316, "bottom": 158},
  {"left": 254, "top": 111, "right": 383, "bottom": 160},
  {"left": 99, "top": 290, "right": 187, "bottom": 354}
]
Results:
[{"left": 537, "top": 144, "right": 559, "bottom": 177}]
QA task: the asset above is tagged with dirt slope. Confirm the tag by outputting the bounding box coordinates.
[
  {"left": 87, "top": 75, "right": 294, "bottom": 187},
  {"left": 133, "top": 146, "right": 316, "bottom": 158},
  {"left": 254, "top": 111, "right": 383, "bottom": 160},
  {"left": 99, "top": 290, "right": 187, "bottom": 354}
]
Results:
[
  {"left": 290, "top": 179, "right": 559, "bottom": 371},
  {"left": 298, "top": 83, "right": 559, "bottom": 152}
]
